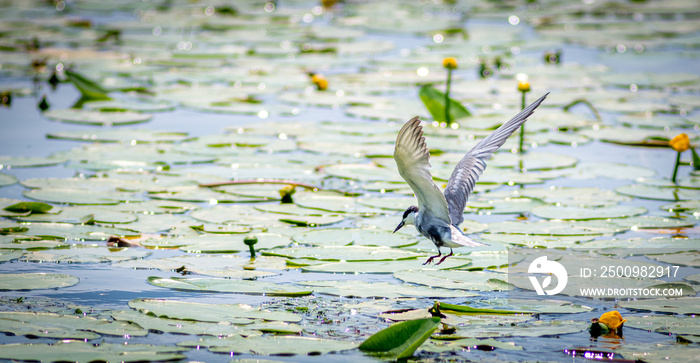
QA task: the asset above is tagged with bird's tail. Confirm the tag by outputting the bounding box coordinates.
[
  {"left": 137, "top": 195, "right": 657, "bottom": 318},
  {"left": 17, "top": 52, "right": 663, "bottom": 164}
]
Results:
[{"left": 451, "top": 232, "right": 488, "bottom": 247}]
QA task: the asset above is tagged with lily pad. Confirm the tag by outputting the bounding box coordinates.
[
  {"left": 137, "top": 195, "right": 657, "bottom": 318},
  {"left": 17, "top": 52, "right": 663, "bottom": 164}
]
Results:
[
  {"left": 47, "top": 129, "right": 191, "bottom": 143},
  {"left": 359, "top": 316, "right": 441, "bottom": 359},
  {"left": 0, "top": 311, "right": 146, "bottom": 337},
  {"left": 394, "top": 270, "right": 511, "bottom": 291},
  {"left": 530, "top": 205, "right": 647, "bottom": 220},
  {"left": 0, "top": 173, "right": 18, "bottom": 187},
  {"left": 299, "top": 280, "right": 471, "bottom": 298},
  {"left": 129, "top": 299, "right": 302, "bottom": 323},
  {"left": 616, "top": 184, "right": 700, "bottom": 201},
  {"left": 0, "top": 341, "right": 186, "bottom": 362},
  {"left": 179, "top": 335, "right": 357, "bottom": 356},
  {"left": 618, "top": 297, "right": 700, "bottom": 314},
  {"left": 292, "top": 229, "right": 419, "bottom": 248},
  {"left": 147, "top": 276, "right": 312, "bottom": 296},
  {"left": 22, "top": 245, "right": 150, "bottom": 263},
  {"left": 0, "top": 156, "right": 66, "bottom": 168},
  {"left": 43, "top": 109, "right": 153, "bottom": 126},
  {"left": 0, "top": 273, "right": 79, "bottom": 290}
]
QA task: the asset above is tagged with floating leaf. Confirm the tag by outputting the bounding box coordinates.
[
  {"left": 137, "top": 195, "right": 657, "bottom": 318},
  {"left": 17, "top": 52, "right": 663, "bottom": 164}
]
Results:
[
  {"left": 147, "top": 276, "right": 312, "bottom": 296},
  {"left": 0, "top": 273, "right": 79, "bottom": 290},
  {"left": 359, "top": 316, "right": 441, "bottom": 359},
  {"left": 292, "top": 229, "right": 419, "bottom": 248},
  {"left": 530, "top": 205, "right": 647, "bottom": 220},
  {"left": 129, "top": 299, "right": 302, "bottom": 323},
  {"left": 0, "top": 173, "right": 18, "bottom": 187},
  {"left": 43, "top": 109, "right": 152, "bottom": 126},
  {"left": 3, "top": 202, "right": 53, "bottom": 213},
  {"left": 618, "top": 297, "right": 700, "bottom": 314},
  {"left": 0, "top": 341, "right": 186, "bottom": 362},
  {"left": 179, "top": 335, "right": 357, "bottom": 356}
]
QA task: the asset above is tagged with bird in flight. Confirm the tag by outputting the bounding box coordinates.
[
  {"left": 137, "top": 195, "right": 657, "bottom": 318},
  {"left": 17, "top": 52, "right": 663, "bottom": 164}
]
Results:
[{"left": 393, "top": 93, "right": 549, "bottom": 265}]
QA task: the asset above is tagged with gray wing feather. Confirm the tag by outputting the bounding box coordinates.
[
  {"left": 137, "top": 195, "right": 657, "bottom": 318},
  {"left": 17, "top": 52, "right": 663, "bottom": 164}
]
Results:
[
  {"left": 444, "top": 92, "right": 549, "bottom": 226},
  {"left": 394, "top": 116, "right": 451, "bottom": 224}
]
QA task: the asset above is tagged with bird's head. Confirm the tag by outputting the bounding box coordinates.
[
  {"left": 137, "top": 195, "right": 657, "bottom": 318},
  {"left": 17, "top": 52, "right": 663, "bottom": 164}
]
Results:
[{"left": 394, "top": 205, "right": 418, "bottom": 233}]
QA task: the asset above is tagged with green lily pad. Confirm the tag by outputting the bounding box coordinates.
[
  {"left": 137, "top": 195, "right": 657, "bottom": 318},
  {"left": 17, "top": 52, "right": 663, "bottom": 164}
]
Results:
[
  {"left": 43, "top": 109, "right": 152, "bottom": 126},
  {"left": 147, "top": 276, "right": 312, "bottom": 296},
  {"left": 489, "top": 152, "right": 578, "bottom": 170},
  {"left": 609, "top": 215, "right": 696, "bottom": 229},
  {"left": 3, "top": 201, "right": 53, "bottom": 213},
  {"left": 599, "top": 72, "right": 700, "bottom": 88},
  {"left": 0, "top": 156, "right": 66, "bottom": 168},
  {"left": 84, "top": 99, "right": 175, "bottom": 113},
  {"left": 115, "top": 255, "right": 283, "bottom": 278},
  {"left": 129, "top": 298, "right": 302, "bottom": 323},
  {"left": 263, "top": 245, "right": 423, "bottom": 262},
  {"left": 179, "top": 335, "right": 357, "bottom": 356},
  {"left": 394, "top": 270, "right": 511, "bottom": 291},
  {"left": 24, "top": 188, "right": 139, "bottom": 205},
  {"left": 359, "top": 316, "right": 441, "bottom": 359},
  {"left": 487, "top": 219, "right": 627, "bottom": 236},
  {"left": 0, "top": 251, "right": 24, "bottom": 262},
  {"left": 0, "top": 341, "right": 186, "bottom": 362},
  {"left": 618, "top": 297, "right": 700, "bottom": 314},
  {"left": 292, "top": 229, "right": 419, "bottom": 248},
  {"left": 0, "top": 173, "right": 18, "bottom": 187},
  {"left": 617, "top": 114, "right": 693, "bottom": 129},
  {"left": 112, "top": 310, "right": 297, "bottom": 336},
  {"left": 651, "top": 252, "right": 700, "bottom": 267},
  {"left": 0, "top": 273, "right": 79, "bottom": 290},
  {"left": 22, "top": 245, "right": 149, "bottom": 263},
  {"left": 479, "top": 233, "right": 597, "bottom": 248},
  {"left": 516, "top": 186, "right": 632, "bottom": 206},
  {"left": 47, "top": 129, "right": 191, "bottom": 143},
  {"left": 297, "top": 280, "right": 471, "bottom": 298},
  {"left": 0, "top": 311, "right": 146, "bottom": 337},
  {"left": 441, "top": 319, "right": 586, "bottom": 338},
  {"left": 626, "top": 315, "right": 700, "bottom": 335},
  {"left": 294, "top": 193, "right": 382, "bottom": 215},
  {"left": 179, "top": 233, "right": 290, "bottom": 253},
  {"left": 16, "top": 206, "right": 136, "bottom": 224},
  {"left": 422, "top": 338, "right": 523, "bottom": 353},
  {"left": 300, "top": 258, "right": 471, "bottom": 274},
  {"left": 616, "top": 184, "right": 700, "bottom": 201},
  {"left": 530, "top": 205, "right": 647, "bottom": 220}
]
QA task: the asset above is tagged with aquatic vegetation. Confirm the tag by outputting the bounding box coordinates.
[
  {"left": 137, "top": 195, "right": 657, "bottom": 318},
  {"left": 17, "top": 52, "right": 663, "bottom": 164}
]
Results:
[{"left": 0, "top": 0, "right": 699, "bottom": 361}]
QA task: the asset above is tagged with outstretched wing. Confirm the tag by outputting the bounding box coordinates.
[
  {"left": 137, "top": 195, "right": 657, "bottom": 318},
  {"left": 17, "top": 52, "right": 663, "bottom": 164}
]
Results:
[
  {"left": 394, "top": 116, "right": 451, "bottom": 225},
  {"left": 444, "top": 93, "right": 550, "bottom": 226}
]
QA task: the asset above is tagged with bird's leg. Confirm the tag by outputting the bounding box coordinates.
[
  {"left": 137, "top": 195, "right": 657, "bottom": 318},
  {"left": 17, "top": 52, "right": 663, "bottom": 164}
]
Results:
[
  {"left": 423, "top": 248, "right": 442, "bottom": 265},
  {"left": 436, "top": 248, "right": 454, "bottom": 265}
]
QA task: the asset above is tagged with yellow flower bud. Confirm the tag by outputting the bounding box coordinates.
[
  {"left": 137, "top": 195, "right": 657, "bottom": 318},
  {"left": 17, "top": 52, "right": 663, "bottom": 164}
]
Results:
[
  {"left": 442, "top": 57, "right": 457, "bottom": 70},
  {"left": 311, "top": 74, "right": 328, "bottom": 91},
  {"left": 598, "top": 311, "right": 627, "bottom": 330},
  {"left": 518, "top": 81, "right": 530, "bottom": 92},
  {"left": 670, "top": 133, "right": 690, "bottom": 152}
]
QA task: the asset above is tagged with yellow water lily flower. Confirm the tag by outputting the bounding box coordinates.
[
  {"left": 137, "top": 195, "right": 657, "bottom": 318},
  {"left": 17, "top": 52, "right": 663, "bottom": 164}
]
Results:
[
  {"left": 518, "top": 81, "right": 531, "bottom": 93},
  {"left": 442, "top": 57, "right": 457, "bottom": 70},
  {"left": 598, "top": 310, "right": 627, "bottom": 330},
  {"left": 311, "top": 74, "right": 328, "bottom": 91},
  {"left": 670, "top": 133, "right": 690, "bottom": 152}
]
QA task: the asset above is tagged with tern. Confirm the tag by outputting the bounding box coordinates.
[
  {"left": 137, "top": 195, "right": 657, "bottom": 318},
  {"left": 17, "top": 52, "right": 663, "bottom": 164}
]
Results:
[{"left": 393, "top": 93, "right": 549, "bottom": 265}]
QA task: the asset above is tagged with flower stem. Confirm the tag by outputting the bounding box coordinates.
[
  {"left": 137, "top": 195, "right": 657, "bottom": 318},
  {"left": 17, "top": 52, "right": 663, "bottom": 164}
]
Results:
[
  {"left": 672, "top": 151, "right": 682, "bottom": 183},
  {"left": 519, "top": 90, "right": 526, "bottom": 153},
  {"left": 444, "top": 68, "right": 452, "bottom": 125}
]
